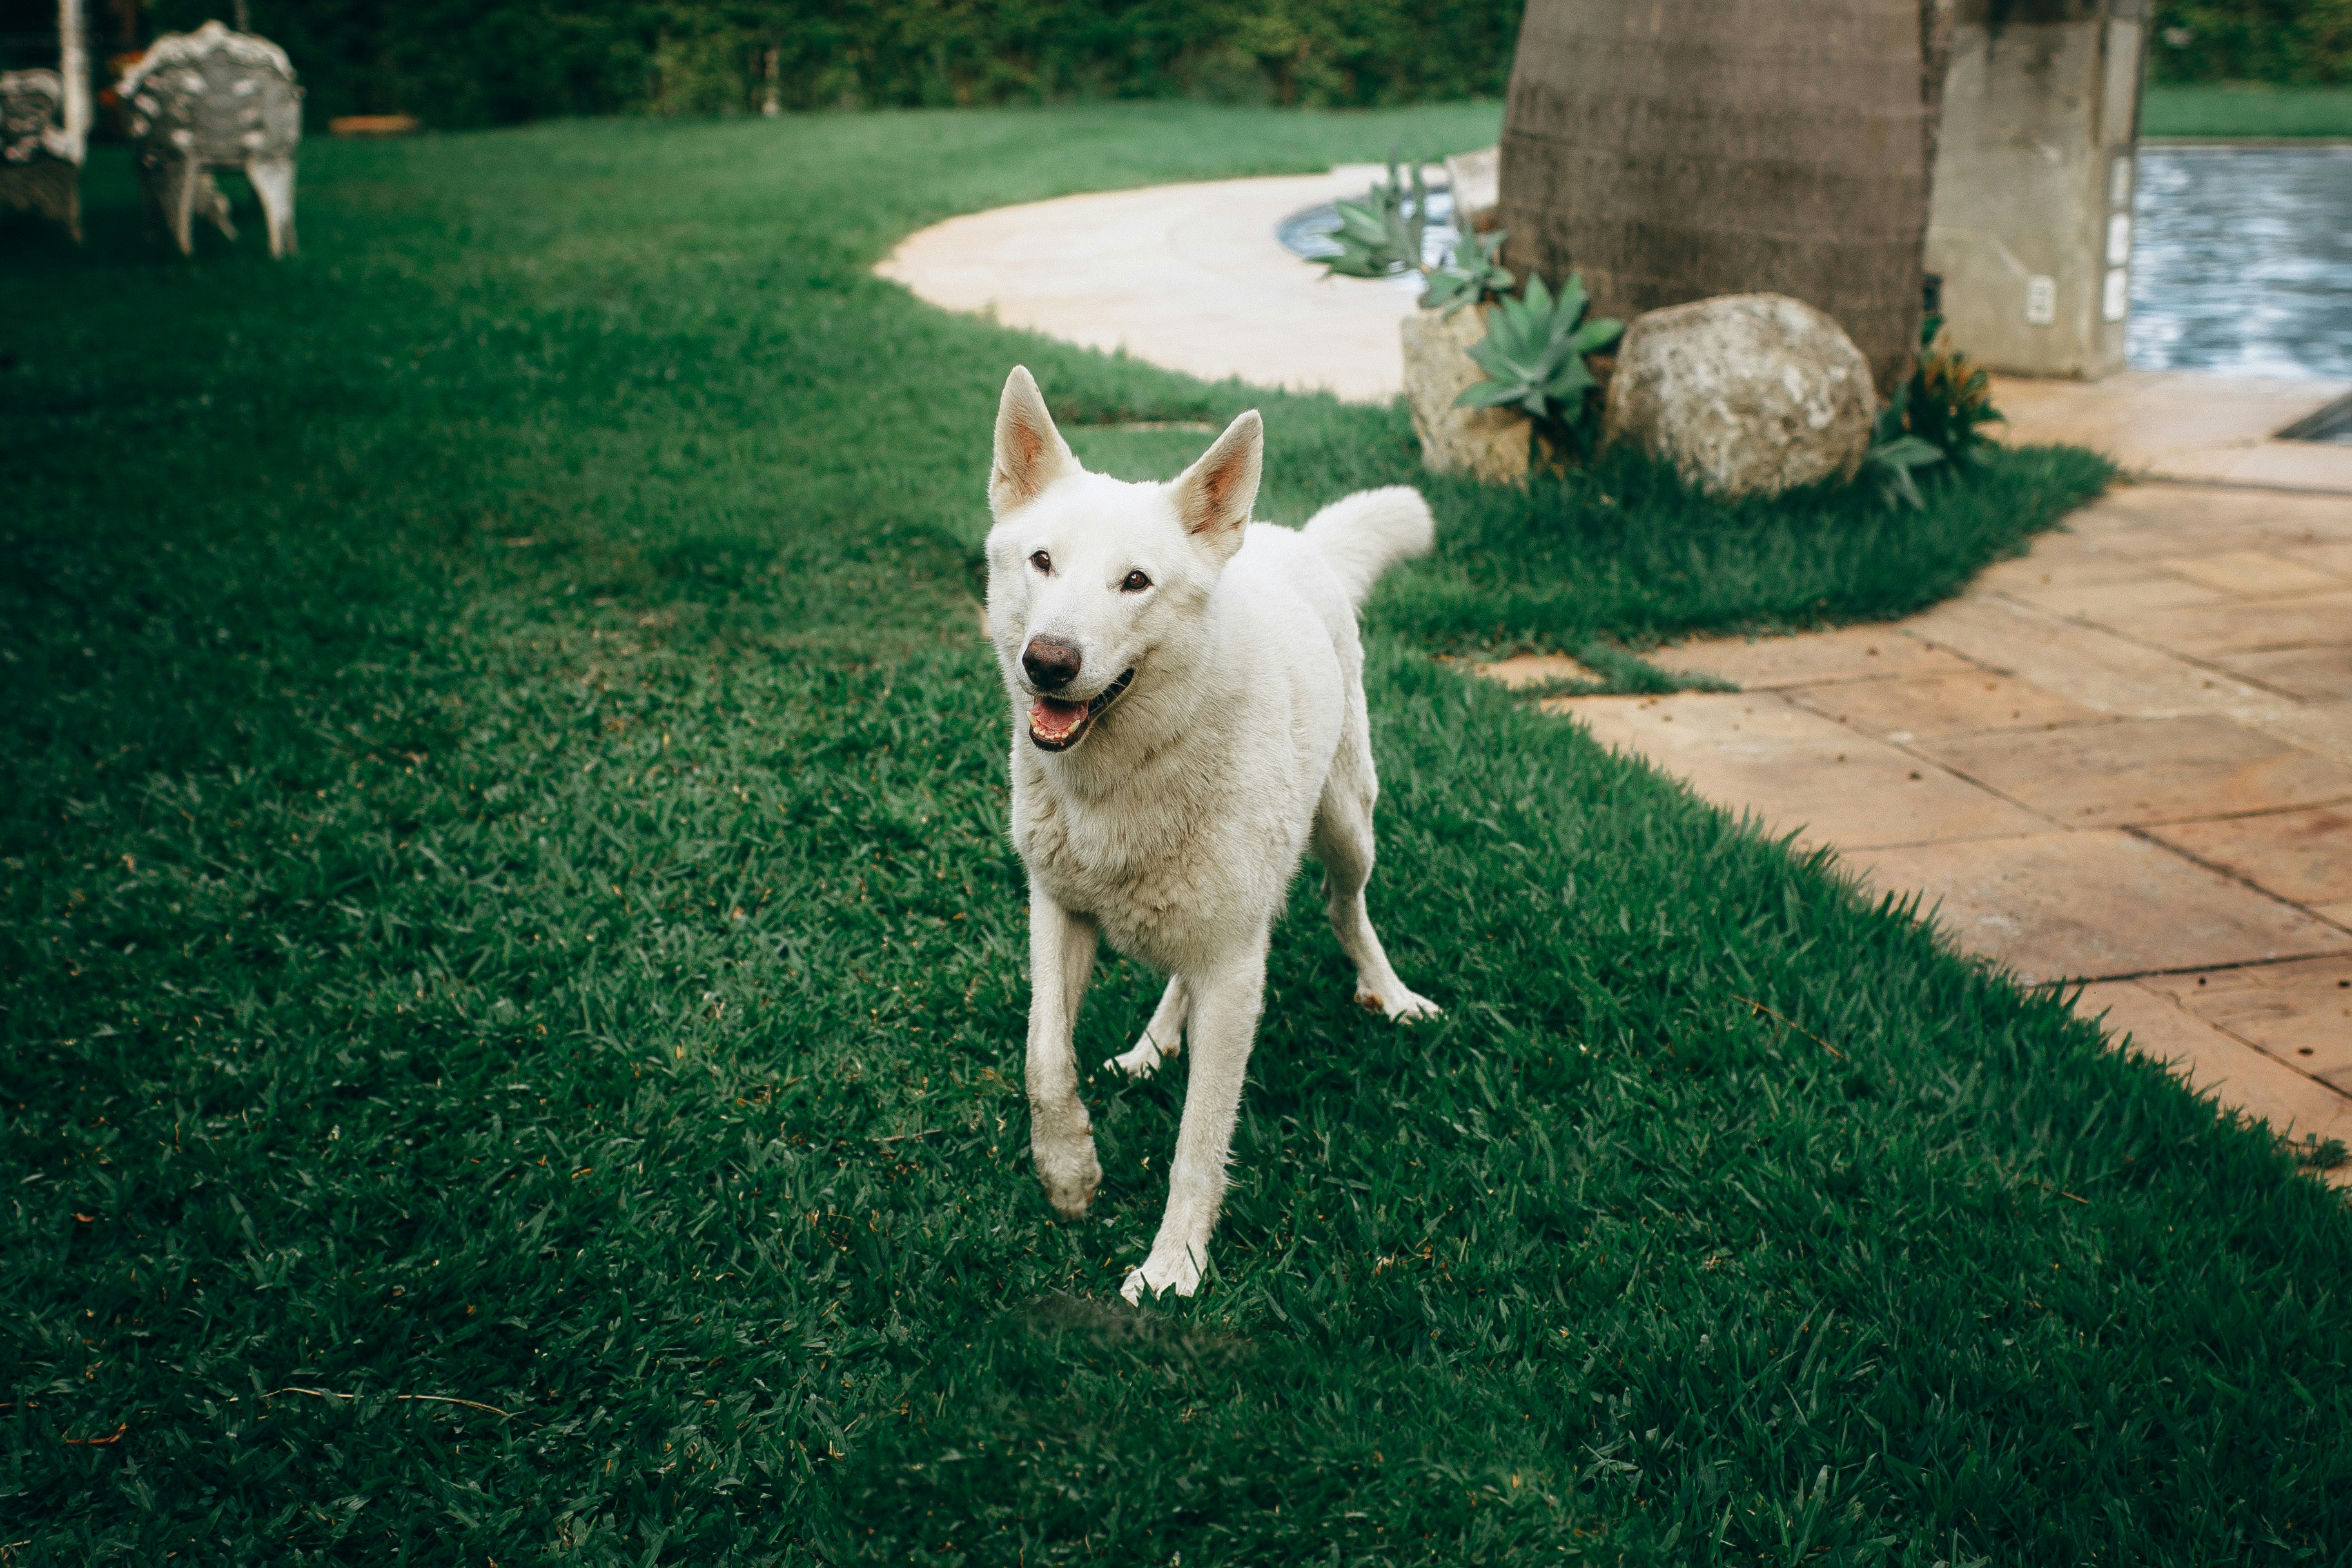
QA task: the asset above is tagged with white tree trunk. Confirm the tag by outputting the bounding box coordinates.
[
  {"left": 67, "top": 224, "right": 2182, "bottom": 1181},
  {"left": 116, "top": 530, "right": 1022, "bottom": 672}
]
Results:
[{"left": 55, "top": 0, "right": 90, "bottom": 163}]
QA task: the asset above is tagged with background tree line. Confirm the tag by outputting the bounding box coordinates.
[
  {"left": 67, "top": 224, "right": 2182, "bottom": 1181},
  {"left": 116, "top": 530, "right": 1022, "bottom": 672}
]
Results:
[
  {"left": 2146, "top": 0, "right": 2351, "bottom": 86},
  {"left": 1, "top": 0, "right": 1521, "bottom": 124},
  {"left": 0, "top": 0, "right": 2341, "bottom": 137}
]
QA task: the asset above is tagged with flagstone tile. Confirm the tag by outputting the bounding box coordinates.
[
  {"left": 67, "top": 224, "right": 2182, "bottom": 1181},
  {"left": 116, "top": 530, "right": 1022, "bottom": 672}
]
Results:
[
  {"left": 2251, "top": 700, "right": 2352, "bottom": 771},
  {"left": 1652, "top": 626, "right": 1977, "bottom": 690},
  {"left": 2186, "top": 441, "right": 2352, "bottom": 496},
  {"left": 1852, "top": 830, "right": 2345, "bottom": 985},
  {"left": 1787, "top": 671, "right": 2104, "bottom": 741},
  {"left": 1996, "top": 574, "right": 2227, "bottom": 622},
  {"left": 1902, "top": 595, "right": 2291, "bottom": 719},
  {"left": 2205, "top": 644, "right": 2352, "bottom": 703},
  {"left": 1973, "top": 547, "right": 2156, "bottom": 595},
  {"left": 2070, "top": 481, "right": 2352, "bottom": 542},
  {"left": 2157, "top": 549, "right": 2352, "bottom": 598},
  {"left": 2144, "top": 804, "right": 2352, "bottom": 910},
  {"left": 2076, "top": 979, "right": 2352, "bottom": 1185},
  {"left": 2088, "top": 590, "right": 2352, "bottom": 656},
  {"left": 2142, "top": 957, "right": 2352, "bottom": 1090},
  {"left": 1544, "top": 692, "right": 2046, "bottom": 850},
  {"left": 1914, "top": 714, "right": 2352, "bottom": 827},
  {"left": 2283, "top": 540, "right": 2352, "bottom": 578}
]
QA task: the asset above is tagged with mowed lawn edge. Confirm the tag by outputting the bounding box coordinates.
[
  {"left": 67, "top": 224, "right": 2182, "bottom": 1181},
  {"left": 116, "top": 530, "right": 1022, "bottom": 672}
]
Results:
[{"left": 3, "top": 106, "right": 2347, "bottom": 1565}]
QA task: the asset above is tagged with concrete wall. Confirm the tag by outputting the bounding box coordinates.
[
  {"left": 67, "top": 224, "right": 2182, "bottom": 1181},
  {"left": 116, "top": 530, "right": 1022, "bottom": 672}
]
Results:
[{"left": 1925, "top": 0, "right": 2144, "bottom": 379}]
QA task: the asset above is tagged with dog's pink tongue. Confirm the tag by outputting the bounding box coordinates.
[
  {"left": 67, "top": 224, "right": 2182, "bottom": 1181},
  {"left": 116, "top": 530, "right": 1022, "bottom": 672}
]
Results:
[{"left": 1030, "top": 694, "right": 1087, "bottom": 743}]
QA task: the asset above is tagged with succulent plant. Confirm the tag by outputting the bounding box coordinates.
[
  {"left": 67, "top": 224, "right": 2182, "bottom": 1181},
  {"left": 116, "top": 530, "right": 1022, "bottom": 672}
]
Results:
[
  {"left": 1317, "top": 154, "right": 1429, "bottom": 282},
  {"left": 1453, "top": 271, "right": 1623, "bottom": 431},
  {"left": 1421, "top": 225, "right": 1514, "bottom": 317},
  {"left": 1317, "top": 153, "right": 1515, "bottom": 316}
]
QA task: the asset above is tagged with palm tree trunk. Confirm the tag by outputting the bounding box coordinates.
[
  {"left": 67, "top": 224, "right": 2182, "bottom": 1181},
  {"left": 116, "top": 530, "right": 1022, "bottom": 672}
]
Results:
[{"left": 1498, "top": 0, "right": 1935, "bottom": 400}]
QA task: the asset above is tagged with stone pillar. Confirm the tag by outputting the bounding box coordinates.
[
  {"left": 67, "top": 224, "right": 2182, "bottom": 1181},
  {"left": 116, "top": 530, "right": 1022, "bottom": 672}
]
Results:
[{"left": 1925, "top": 1, "right": 2145, "bottom": 380}]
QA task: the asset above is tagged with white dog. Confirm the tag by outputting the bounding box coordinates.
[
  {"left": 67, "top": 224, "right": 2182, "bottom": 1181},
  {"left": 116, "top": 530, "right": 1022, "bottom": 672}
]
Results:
[{"left": 982, "top": 366, "right": 1440, "bottom": 1303}]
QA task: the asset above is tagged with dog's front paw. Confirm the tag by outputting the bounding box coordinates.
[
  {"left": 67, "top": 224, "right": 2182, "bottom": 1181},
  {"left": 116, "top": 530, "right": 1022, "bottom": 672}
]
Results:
[
  {"left": 1356, "top": 983, "right": 1442, "bottom": 1024},
  {"left": 1120, "top": 1244, "right": 1203, "bottom": 1304},
  {"left": 1033, "top": 1135, "right": 1102, "bottom": 1220}
]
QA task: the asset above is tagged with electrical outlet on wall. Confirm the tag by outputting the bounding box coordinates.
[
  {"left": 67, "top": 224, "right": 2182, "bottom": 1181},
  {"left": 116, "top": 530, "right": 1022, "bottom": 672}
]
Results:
[{"left": 2025, "top": 275, "right": 2057, "bottom": 326}]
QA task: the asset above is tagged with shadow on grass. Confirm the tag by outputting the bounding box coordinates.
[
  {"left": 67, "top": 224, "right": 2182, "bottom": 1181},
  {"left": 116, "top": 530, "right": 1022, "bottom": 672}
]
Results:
[{"left": 1373, "top": 443, "right": 2115, "bottom": 656}]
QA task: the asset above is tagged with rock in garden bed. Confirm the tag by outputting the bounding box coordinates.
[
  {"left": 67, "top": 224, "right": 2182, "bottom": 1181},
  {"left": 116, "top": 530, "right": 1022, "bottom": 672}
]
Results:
[
  {"left": 1602, "top": 293, "right": 1876, "bottom": 498},
  {"left": 1401, "top": 304, "right": 1531, "bottom": 484}
]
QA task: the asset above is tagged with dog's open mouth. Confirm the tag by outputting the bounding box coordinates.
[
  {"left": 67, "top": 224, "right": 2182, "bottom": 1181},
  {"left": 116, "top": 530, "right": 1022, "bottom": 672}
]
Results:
[{"left": 1028, "top": 668, "right": 1135, "bottom": 752}]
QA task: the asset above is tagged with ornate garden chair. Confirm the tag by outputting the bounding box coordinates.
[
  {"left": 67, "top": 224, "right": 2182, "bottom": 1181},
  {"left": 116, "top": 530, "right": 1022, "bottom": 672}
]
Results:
[
  {"left": 0, "top": 68, "right": 81, "bottom": 240},
  {"left": 118, "top": 20, "right": 301, "bottom": 258}
]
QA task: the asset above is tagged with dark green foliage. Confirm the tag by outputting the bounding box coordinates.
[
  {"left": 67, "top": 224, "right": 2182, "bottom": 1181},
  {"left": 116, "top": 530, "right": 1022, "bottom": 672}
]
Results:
[
  {"left": 2150, "top": 0, "right": 2352, "bottom": 85},
  {"left": 26, "top": 0, "right": 1527, "bottom": 126},
  {"left": 1859, "top": 316, "right": 2003, "bottom": 513},
  {"left": 1, "top": 104, "right": 2344, "bottom": 1566},
  {"left": 1898, "top": 317, "right": 2004, "bottom": 471}
]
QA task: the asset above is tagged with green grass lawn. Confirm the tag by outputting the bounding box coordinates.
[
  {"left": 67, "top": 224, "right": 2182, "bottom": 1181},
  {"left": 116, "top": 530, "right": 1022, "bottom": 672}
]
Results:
[
  {"left": 3, "top": 104, "right": 2346, "bottom": 1565},
  {"left": 2144, "top": 82, "right": 2352, "bottom": 137}
]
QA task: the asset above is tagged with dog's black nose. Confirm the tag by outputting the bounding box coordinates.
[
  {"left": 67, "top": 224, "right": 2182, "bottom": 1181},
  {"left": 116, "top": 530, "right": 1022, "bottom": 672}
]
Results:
[{"left": 1022, "top": 637, "right": 1083, "bottom": 691}]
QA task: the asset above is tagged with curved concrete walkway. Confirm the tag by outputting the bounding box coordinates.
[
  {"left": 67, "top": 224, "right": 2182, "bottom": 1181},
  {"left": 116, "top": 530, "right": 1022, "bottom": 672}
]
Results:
[
  {"left": 878, "top": 166, "right": 1426, "bottom": 402},
  {"left": 881, "top": 173, "right": 2352, "bottom": 1182}
]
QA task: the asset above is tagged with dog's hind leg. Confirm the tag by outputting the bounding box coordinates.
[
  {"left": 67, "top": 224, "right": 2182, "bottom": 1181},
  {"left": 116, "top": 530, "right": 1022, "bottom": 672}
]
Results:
[
  {"left": 1025, "top": 883, "right": 1103, "bottom": 1219},
  {"left": 1107, "top": 976, "right": 1187, "bottom": 1079},
  {"left": 1122, "top": 939, "right": 1268, "bottom": 1302},
  {"left": 1312, "top": 759, "right": 1440, "bottom": 1024}
]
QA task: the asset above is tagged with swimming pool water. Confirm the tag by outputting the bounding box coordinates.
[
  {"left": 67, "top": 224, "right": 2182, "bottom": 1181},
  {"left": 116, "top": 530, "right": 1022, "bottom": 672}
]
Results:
[{"left": 2128, "top": 146, "right": 2352, "bottom": 381}]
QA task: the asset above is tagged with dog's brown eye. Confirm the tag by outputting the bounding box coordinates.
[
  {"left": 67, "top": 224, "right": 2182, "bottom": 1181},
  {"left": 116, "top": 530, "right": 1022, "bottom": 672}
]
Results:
[
  {"left": 1029, "top": 551, "right": 1051, "bottom": 574},
  {"left": 1121, "top": 570, "right": 1152, "bottom": 593}
]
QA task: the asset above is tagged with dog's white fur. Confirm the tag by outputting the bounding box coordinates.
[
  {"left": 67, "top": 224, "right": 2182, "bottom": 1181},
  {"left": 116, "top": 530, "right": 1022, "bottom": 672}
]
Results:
[{"left": 982, "top": 366, "right": 1438, "bottom": 1303}]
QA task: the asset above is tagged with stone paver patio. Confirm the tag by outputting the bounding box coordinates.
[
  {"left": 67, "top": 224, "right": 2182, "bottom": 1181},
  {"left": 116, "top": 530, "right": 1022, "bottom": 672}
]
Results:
[
  {"left": 1495, "top": 486, "right": 2352, "bottom": 1184},
  {"left": 882, "top": 167, "right": 2352, "bottom": 1181}
]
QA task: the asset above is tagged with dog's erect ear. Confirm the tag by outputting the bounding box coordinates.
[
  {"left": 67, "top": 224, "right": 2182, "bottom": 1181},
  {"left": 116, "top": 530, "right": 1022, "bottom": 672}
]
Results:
[
  {"left": 990, "top": 366, "right": 1077, "bottom": 518},
  {"left": 1169, "top": 410, "right": 1262, "bottom": 553}
]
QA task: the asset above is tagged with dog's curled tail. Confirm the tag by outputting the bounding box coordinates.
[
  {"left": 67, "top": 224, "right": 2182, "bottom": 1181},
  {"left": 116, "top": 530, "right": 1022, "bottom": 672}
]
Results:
[{"left": 1300, "top": 485, "right": 1435, "bottom": 609}]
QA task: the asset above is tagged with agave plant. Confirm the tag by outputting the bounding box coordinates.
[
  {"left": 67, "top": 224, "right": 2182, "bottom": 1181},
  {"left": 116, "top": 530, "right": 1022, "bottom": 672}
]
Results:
[
  {"left": 1422, "top": 225, "right": 1514, "bottom": 317},
  {"left": 1317, "top": 154, "right": 1515, "bottom": 316},
  {"left": 1454, "top": 271, "right": 1623, "bottom": 440},
  {"left": 1317, "top": 155, "right": 1429, "bottom": 282}
]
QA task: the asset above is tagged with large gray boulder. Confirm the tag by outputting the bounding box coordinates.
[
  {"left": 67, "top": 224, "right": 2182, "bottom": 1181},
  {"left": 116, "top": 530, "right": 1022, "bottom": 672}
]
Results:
[{"left": 1602, "top": 293, "right": 1877, "bottom": 498}]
